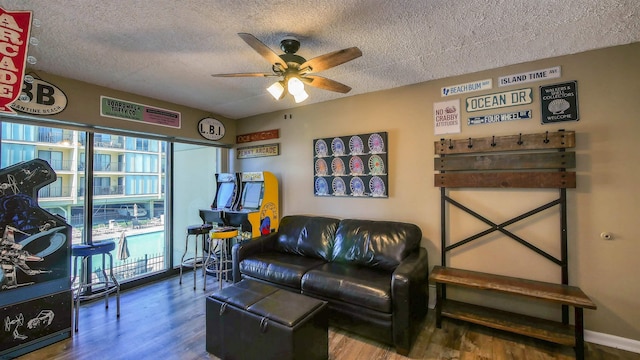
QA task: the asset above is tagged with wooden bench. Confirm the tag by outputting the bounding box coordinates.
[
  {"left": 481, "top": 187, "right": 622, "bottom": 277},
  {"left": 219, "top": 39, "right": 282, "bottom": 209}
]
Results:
[{"left": 430, "top": 265, "right": 597, "bottom": 359}]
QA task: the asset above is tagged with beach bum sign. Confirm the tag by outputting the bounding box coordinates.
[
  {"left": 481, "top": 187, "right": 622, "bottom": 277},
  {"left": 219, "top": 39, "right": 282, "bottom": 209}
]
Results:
[
  {"left": 498, "top": 66, "right": 561, "bottom": 87},
  {"left": 441, "top": 79, "right": 492, "bottom": 97},
  {"left": 466, "top": 88, "right": 532, "bottom": 113},
  {"left": 0, "top": 8, "right": 32, "bottom": 114},
  {"left": 468, "top": 110, "right": 532, "bottom": 126}
]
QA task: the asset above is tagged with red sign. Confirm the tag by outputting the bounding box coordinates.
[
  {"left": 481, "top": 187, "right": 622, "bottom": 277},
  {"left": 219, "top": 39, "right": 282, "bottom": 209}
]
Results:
[
  {"left": 236, "top": 129, "right": 279, "bottom": 144},
  {"left": 0, "top": 8, "right": 32, "bottom": 114}
]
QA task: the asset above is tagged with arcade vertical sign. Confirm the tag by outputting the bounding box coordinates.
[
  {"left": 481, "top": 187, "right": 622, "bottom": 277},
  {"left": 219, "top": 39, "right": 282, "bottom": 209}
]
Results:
[{"left": 0, "top": 8, "right": 32, "bottom": 114}]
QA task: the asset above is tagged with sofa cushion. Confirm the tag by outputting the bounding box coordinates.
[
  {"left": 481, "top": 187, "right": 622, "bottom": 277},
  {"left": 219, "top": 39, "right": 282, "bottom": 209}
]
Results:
[
  {"left": 275, "top": 215, "right": 339, "bottom": 261},
  {"left": 330, "top": 219, "right": 422, "bottom": 271},
  {"left": 239, "top": 251, "right": 326, "bottom": 289},
  {"left": 301, "top": 262, "right": 392, "bottom": 313}
]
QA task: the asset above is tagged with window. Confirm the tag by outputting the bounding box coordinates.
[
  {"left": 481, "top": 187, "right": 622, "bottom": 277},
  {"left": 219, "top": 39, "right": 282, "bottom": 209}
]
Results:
[{"left": 1, "top": 119, "right": 222, "bottom": 289}]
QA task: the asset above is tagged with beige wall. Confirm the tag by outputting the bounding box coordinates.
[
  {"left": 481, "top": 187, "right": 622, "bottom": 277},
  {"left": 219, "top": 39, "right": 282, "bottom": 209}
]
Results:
[
  {"left": 235, "top": 43, "right": 640, "bottom": 340},
  {"left": 15, "top": 71, "right": 237, "bottom": 145}
]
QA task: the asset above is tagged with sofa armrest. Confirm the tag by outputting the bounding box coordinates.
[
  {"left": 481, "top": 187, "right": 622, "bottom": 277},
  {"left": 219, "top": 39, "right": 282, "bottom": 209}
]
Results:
[
  {"left": 391, "top": 247, "right": 429, "bottom": 354},
  {"left": 232, "top": 232, "right": 279, "bottom": 282}
]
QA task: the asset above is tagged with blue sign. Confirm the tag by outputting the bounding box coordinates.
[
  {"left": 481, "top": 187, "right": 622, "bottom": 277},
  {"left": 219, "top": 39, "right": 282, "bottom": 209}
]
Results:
[{"left": 468, "top": 110, "right": 532, "bottom": 125}]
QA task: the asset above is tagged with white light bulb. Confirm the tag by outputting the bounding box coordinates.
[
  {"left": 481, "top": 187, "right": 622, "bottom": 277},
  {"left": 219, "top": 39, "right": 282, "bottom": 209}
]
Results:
[
  {"left": 287, "top": 77, "right": 304, "bottom": 96},
  {"left": 267, "top": 81, "right": 285, "bottom": 100},
  {"left": 293, "top": 89, "right": 309, "bottom": 103}
]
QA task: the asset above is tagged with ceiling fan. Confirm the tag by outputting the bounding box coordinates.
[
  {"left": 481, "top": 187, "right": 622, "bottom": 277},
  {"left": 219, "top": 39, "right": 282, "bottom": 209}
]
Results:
[{"left": 211, "top": 33, "right": 362, "bottom": 103}]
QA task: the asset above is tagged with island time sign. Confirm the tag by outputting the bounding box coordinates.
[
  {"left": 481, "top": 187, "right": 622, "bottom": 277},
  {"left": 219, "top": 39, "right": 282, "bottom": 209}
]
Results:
[
  {"left": 498, "top": 66, "right": 561, "bottom": 87},
  {"left": 466, "top": 88, "right": 532, "bottom": 112}
]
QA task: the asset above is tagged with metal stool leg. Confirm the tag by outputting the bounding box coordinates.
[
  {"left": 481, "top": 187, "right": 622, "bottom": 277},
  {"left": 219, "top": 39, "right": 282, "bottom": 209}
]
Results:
[
  {"left": 106, "top": 252, "right": 120, "bottom": 317},
  {"left": 218, "top": 239, "right": 227, "bottom": 290},
  {"left": 74, "top": 255, "right": 87, "bottom": 332},
  {"left": 193, "top": 233, "right": 199, "bottom": 290},
  {"left": 179, "top": 233, "right": 189, "bottom": 285},
  {"left": 102, "top": 253, "right": 110, "bottom": 309},
  {"left": 203, "top": 235, "right": 214, "bottom": 291}
]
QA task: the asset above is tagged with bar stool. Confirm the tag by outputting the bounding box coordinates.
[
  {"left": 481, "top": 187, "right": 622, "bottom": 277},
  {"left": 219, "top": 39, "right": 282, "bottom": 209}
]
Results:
[
  {"left": 204, "top": 227, "right": 238, "bottom": 291},
  {"left": 71, "top": 241, "right": 120, "bottom": 332},
  {"left": 180, "top": 223, "right": 213, "bottom": 290}
]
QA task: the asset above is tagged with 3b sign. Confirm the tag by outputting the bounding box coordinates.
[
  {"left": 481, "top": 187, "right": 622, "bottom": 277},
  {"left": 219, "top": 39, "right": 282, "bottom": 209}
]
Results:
[{"left": 10, "top": 77, "right": 68, "bottom": 115}]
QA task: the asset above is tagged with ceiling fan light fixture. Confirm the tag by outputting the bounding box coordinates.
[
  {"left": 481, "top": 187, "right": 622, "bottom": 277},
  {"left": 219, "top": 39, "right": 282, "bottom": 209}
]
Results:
[
  {"left": 292, "top": 89, "right": 309, "bottom": 103},
  {"left": 267, "top": 81, "right": 285, "bottom": 100},
  {"left": 287, "top": 76, "right": 308, "bottom": 103}
]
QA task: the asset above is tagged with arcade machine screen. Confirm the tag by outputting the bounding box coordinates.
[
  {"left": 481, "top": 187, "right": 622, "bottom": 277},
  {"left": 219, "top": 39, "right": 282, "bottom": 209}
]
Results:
[
  {"left": 214, "top": 182, "right": 235, "bottom": 209},
  {"left": 240, "top": 182, "right": 263, "bottom": 210}
]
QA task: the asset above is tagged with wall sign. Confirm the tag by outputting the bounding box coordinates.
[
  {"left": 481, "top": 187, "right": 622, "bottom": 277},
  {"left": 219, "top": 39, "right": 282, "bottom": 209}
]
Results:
[
  {"left": 0, "top": 8, "right": 32, "bottom": 114},
  {"left": 100, "top": 96, "right": 181, "bottom": 128},
  {"left": 441, "top": 79, "right": 492, "bottom": 97},
  {"left": 468, "top": 110, "right": 532, "bottom": 125},
  {"left": 236, "top": 129, "right": 279, "bottom": 144},
  {"left": 198, "top": 117, "right": 225, "bottom": 140},
  {"left": 237, "top": 143, "right": 280, "bottom": 159},
  {"left": 466, "top": 88, "right": 532, "bottom": 112},
  {"left": 10, "top": 76, "right": 68, "bottom": 115},
  {"left": 540, "top": 81, "right": 579, "bottom": 124},
  {"left": 499, "top": 66, "right": 561, "bottom": 87},
  {"left": 434, "top": 99, "right": 461, "bottom": 135},
  {"left": 313, "top": 132, "right": 388, "bottom": 198}
]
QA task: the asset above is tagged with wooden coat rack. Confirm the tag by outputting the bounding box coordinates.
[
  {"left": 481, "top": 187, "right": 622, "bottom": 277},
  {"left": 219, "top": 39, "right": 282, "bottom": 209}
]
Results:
[{"left": 429, "top": 130, "right": 596, "bottom": 359}]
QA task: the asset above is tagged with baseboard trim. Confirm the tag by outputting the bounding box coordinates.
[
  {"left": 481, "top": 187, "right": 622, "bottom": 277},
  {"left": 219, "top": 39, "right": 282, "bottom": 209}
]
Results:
[
  {"left": 585, "top": 330, "right": 640, "bottom": 354},
  {"left": 427, "top": 285, "right": 639, "bottom": 354}
]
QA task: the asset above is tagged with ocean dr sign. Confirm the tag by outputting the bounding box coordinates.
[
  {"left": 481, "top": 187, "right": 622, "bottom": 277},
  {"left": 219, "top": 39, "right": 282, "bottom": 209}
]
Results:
[{"left": 466, "top": 88, "right": 532, "bottom": 112}]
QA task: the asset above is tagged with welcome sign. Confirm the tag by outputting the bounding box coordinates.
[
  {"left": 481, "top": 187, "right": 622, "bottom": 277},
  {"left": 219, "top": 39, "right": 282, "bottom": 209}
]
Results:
[{"left": 0, "top": 8, "right": 32, "bottom": 114}]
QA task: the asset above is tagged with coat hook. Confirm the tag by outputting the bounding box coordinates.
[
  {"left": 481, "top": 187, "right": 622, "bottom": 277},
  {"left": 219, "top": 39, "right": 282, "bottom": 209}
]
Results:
[
  {"left": 517, "top": 133, "right": 523, "bottom": 145},
  {"left": 543, "top": 131, "right": 550, "bottom": 144},
  {"left": 467, "top": 138, "right": 473, "bottom": 149},
  {"left": 491, "top": 135, "right": 496, "bottom": 147},
  {"left": 448, "top": 139, "right": 453, "bottom": 150}
]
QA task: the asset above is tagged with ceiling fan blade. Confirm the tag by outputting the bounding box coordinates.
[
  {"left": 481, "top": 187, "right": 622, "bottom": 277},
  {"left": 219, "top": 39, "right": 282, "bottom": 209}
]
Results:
[
  {"left": 211, "top": 72, "right": 279, "bottom": 78},
  {"left": 304, "top": 75, "right": 352, "bottom": 93},
  {"left": 300, "top": 47, "right": 362, "bottom": 73},
  {"left": 238, "top": 33, "right": 288, "bottom": 69}
]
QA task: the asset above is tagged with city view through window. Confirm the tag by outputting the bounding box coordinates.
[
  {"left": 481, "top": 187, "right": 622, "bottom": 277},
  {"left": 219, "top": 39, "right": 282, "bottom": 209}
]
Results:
[{"left": 1, "top": 122, "right": 167, "bottom": 283}]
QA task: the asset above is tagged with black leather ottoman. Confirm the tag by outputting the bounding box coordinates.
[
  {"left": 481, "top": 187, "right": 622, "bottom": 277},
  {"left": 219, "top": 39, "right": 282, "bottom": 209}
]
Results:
[{"left": 206, "top": 280, "right": 328, "bottom": 360}]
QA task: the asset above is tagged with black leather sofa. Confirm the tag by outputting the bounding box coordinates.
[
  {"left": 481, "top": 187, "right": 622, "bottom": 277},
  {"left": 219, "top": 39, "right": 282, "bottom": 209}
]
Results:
[{"left": 232, "top": 215, "right": 429, "bottom": 355}]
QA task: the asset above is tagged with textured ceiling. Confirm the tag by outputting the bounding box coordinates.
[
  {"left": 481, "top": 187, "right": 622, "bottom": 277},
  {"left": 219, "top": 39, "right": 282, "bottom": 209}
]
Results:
[{"left": 1, "top": 0, "right": 639, "bottom": 119}]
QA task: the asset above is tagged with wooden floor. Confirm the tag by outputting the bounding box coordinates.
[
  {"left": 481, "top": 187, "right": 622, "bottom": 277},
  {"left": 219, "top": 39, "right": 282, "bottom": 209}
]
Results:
[{"left": 16, "top": 274, "right": 640, "bottom": 360}]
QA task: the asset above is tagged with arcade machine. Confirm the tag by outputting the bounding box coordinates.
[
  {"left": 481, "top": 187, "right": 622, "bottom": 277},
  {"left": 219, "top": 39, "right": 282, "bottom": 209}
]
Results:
[
  {"left": 199, "top": 172, "right": 242, "bottom": 225},
  {"left": 224, "top": 171, "right": 279, "bottom": 239},
  {"left": 0, "top": 159, "right": 72, "bottom": 358}
]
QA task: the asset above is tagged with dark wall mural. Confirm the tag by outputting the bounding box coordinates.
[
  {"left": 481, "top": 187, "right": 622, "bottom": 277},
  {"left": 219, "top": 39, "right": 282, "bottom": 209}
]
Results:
[{"left": 0, "top": 159, "right": 72, "bottom": 357}]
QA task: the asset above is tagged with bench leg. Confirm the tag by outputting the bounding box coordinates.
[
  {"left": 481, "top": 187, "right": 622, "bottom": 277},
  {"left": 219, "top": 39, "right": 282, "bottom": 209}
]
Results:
[
  {"left": 575, "top": 307, "right": 585, "bottom": 360},
  {"left": 435, "top": 283, "right": 443, "bottom": 328}
]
